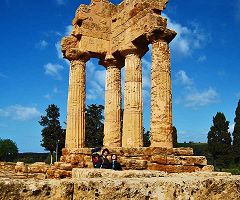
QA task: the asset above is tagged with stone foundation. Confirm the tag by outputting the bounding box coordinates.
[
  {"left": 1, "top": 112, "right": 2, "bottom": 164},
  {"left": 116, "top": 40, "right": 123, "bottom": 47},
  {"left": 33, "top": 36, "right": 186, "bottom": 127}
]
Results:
[
  {"left": 56, "top": 147, "right": 213, "bottom": 178},
  {"left": 0, "top": 171, "right": 240, "bottom": 200}
]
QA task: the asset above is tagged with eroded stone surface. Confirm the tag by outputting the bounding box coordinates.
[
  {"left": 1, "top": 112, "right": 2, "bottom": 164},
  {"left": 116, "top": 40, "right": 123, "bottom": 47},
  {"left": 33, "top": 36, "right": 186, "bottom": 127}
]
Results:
[{"left": 1, "top": 172, "right": 240, "bottom": 200}]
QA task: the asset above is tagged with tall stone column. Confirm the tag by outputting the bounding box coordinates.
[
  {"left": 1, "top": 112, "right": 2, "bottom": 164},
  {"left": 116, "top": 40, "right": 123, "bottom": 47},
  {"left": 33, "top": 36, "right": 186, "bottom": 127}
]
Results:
[
  {"left": 150, "top": 38, "right": 173, "bottom": 148},
  {"left": 103, "top": 59, "right": 122, "bottom": 147},
  {"left": 66, "top": 57, "right": 89, "bottom": 149},
  {"left": 122, "top": 52, "right": 143, "bottom": 147}
]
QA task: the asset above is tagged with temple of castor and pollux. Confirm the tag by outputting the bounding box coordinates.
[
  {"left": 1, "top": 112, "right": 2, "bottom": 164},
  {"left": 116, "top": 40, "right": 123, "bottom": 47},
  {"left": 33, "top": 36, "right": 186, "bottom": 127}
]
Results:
[{"left": 60, "top": 0, "right": 213, "bottom": 173}]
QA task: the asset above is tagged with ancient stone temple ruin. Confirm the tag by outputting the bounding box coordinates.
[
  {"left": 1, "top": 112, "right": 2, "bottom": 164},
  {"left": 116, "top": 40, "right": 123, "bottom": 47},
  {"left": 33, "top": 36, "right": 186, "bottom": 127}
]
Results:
[{"left": 60, "top": 0, "right": 212, "bottom": 173}]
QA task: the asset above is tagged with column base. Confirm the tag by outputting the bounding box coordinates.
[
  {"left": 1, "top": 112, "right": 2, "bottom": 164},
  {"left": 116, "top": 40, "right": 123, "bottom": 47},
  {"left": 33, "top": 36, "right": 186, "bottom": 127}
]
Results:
[{"left": 56, "top": 147, "right": 213, "bottom": 178}]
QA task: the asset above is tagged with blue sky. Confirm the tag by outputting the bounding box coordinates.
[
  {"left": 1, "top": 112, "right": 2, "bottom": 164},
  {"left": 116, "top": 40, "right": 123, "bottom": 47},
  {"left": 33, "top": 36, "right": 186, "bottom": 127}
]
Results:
[{"left": 0, "top": 0, "right": 240, "bottom": 152}]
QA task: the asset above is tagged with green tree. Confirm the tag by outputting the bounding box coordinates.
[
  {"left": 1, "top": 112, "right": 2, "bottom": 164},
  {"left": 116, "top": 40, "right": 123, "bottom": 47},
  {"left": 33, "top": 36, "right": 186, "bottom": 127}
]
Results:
[
  {"left": 233, "top": 100, "right": 240, "bottom": 164},
  {"left": 39, "top": 104, "right": 64, "bottom": 164},
  {"left": 85, "top": 104, "right": 104, "bottom": 147},
  {"left": 172, "top": 126, "right": 178, "bottom": 148},
  {"left": 0, "top": 138, "right": 18, "bottom": 162},
  {"left": 207, "top": 112, "right": 232, "bottom": 168},
  {"left": 143, "top": 130, "right": 151, "bottom": 147}
]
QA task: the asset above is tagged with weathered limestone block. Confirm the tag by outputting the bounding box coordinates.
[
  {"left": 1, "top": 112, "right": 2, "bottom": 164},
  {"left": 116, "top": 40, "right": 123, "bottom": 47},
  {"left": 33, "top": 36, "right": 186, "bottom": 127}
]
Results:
[
  {"left": 72, "top": 168, "right": 167, "bottom": 179},
  {"left": 60, "top": 163, "right": 73, "bottom": 171},
  {"left": 151, "top": 38, "right": 173, "bottom": 148},
  {"left": 28, "top": 162, "right": 49, "bottom": 174},
  {"left": 151, "top": 155, "right": 167, "bottom": 164},
  {"left": 72, "top": 174, "right": 240, "bottom": 200},
  {"left": 15, "top": 162, "right": 28, "bottom": 174},
  {"left": 122, "top": 158, "right": 148, "bottom": 170},
  {"left": 1, "top": 172, "right": 240, "bottom": 200},
  {"left": 103, "top": 59, "right": 122, "bottom": 147},
  {"left": 66, "top": 58, "right": 88, "bottom": 149},
  {"left": 202, "top": 165, "right": 215, "bottom": 172},
  {"left": 148, "top": 164, "right": 201, "bottom": 173},
  {"left": 173, "top": 148, "right": 194, "bottom": 156},
  {"left": 122, "top": 52, "right": 143, "bottom": 147},
  {"left": 54, "top": 170, "right": 72, "bottom": 179},
  {"left": 0, "top": 178, "right": 74, "bottom": 200},
  {"left": 54, "top": 162, "right": 64, "bottom": 168}
]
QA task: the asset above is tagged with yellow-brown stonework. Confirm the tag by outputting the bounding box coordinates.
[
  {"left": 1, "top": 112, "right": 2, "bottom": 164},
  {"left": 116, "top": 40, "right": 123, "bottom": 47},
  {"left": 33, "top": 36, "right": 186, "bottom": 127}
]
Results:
[
  {"left": 59, "top": 0, "right": 212, "bottom": 174},
  {"left": 62, "top": 0, "right": 177, "bottom": 149}
]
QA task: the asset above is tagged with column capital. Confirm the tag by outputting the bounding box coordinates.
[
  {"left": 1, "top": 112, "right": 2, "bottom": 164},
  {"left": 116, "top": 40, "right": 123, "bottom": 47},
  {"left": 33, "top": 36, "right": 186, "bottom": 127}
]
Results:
[
  {"left": 119, "top": 44, "right": 149, "bottom": 58},
  {"left": 66, "top": 49, "right": 90, "bottom": 62},
  {"left": 61, "top": 36, "right": 90, "bottom": 62},
  {"left": 99, "top": 55, "right": 124, "bottom": 69},
  {"left": 147, "top": 28, "right": 177, "bottom": 44}
]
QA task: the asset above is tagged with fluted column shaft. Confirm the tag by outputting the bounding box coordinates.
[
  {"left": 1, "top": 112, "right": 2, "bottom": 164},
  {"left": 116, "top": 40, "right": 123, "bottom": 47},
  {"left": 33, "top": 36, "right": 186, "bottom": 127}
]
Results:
[
  {"left": 103, "top": 63, "right": 122, "bottom": 147},
  {"left": 66, "top": 59, "right": 87, "bottom": 148},
  {"left": 150, "top": 39, "right": 173, "bottom": 148},
  {"left": 122, "top": 53, "right": 143, "bottom": 147}
]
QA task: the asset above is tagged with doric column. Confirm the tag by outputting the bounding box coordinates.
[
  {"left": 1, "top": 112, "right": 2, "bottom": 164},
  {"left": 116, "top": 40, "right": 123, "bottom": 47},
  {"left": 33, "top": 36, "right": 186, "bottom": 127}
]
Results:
[
  {"left": 102, "top": 58, "right": 122, "bottom": 147},
  {"left": 122, "top": 51, "right": 143, "bottom": 147},
  {"left": 150, "top": 38, "right": 173, "bottom": 148},
  {"left": 66, "top": 56, "right": 89, "bottom": 149}
]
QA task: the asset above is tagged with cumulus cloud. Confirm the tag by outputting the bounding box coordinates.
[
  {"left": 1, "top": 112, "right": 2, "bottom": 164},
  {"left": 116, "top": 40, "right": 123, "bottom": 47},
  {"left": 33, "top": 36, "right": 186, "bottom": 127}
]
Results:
[
  {"left": 185, "top": 88, "right": 218, "bottom": 108},
  {"left": 174, "top": 70, "right": 219, "bottom": 109},
  {"left": 164, "top": 14, "right": 208, "bottom": 57},
  {"left": 0, "top": 105, "right": 41, "bottom": 121},
  {"left": 44, "top": 63, "right": 64, "bottom": 80},
  {"left": 175, "top": 70, "right": 193, "bottom": 86},
  {"left": 35, "top": 40, "right": 48, "bottom": 49}
]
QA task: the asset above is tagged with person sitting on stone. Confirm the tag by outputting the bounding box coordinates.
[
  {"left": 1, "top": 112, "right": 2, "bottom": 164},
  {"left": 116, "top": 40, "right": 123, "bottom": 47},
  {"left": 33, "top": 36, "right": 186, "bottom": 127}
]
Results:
[
  {"left": 110, "top": 154, "right": 122, "bottom": 171},
  {"left": 91, "top": 147, "right": 101, "bottom": 168},
  {"left": 97, "top": 148, "right": 111, "bottom": 169},
  {"left": 92, "top": 152, "right": 99, "bottom": 168}
]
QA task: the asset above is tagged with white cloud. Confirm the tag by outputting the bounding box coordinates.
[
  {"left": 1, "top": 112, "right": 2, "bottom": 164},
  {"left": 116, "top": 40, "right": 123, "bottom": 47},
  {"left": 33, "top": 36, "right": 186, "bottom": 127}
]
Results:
[
  {"left": 175, "top": 70, "right": 193, "bottom": 86},
  {"left": 44, "top": 87, "right": 62, "bottom": 100},
  {"left": 65, "top": 25, "right": 72, "bottom": 36},
  {"left": 164, "top": 14, "right": 208, "bottom": 57},
  {"left": 185, "top": 88, "right": 218, "bottom": 108},
  {"left": 44, "top": 63, "right": 64, "bottom": 80},
  {"left": 55, "top": 41, "right": 62, "bottom": 59},
  {"left": 142, "top": 57, "right": 151, "bottom": 89},
  {"left": 0, "top": 105, "right": 41, "bottom": 121},
  {"left": 35, "top": 40, "right": 48, "bottom": 49},
  {"left": 86, "top": 60, "right": 106, "bottom": 100},
  {"left": 173, "top": 70, "right": 219, "bottom": 109},
  {"left": 229, "top": 123, "right": 235, "bottom": 133}
]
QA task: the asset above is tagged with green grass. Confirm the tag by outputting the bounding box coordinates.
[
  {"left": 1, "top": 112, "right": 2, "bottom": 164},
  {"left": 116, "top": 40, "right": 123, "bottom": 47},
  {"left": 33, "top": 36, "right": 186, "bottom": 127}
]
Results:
[{"left": 215, "top": 166, "right": 240, "bottom": 175}]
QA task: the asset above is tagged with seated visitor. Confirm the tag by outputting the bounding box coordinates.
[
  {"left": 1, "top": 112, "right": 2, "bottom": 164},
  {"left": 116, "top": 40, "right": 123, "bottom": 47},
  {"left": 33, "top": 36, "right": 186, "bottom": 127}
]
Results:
[
  {"left": 97, "top": 148, "right": 111, "bottom": 169},
  {"left": 91, "top": 147, "right": 101, "bottom": 168},
  {"left": 92, "top": 152, "right": 99, "bottom": 168},
  {"left": 110, "top": 154, "right": 122, "bottom": 171}
]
